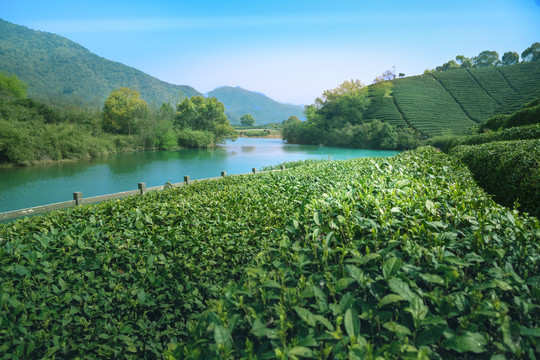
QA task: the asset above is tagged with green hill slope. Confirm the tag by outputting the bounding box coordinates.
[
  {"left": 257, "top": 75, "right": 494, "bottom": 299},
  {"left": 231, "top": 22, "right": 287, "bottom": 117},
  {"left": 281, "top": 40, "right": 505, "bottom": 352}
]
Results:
[
  {"left": 0, "top": 19, "right": 200, "bottom": 106},
  {"left": 365, "top": 61, "right": 540, "bottom": 137},
  {"left": 207, "top": 86, "right": 305, "bottom": 125}
]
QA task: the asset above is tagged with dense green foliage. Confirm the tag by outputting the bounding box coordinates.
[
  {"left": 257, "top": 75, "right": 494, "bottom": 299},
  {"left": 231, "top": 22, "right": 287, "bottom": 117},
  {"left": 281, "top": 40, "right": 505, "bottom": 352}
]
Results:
[
  {"left": 102, "top": 88, "right": 149, "bottom": 135},
  {"left": 0, "top": 19, "right": 199, "bottom": 106},
  {"left": 0, "top": 81, "right": 237, "bottom": 165},
  {"left": 429, "top": 123, "right": 540, "bottom": 153},
  {"left": 240, "top": 114, "right": 256, "bottom": 126},
  {"left": 430, "top": 43, "right": 540, "bottom": 72},
  {"left": 430, "top": 70, "right": 498, "bottom": 123},
  {"left": 0, "top": 154, "right": 352, "bottom": 357},
  {"left": 175, "top": 147, "right": 540, "bottom": 358},
  {"left": 450, "top": 139, "right": 540, "bottom": 217},
  {"left": 1, "top": 148, "right": 538, "bottom": 359},
  {"left": 426, "top": 97, "right": 540, "bottom": 151},
  {"left": 283, "top": 80, "right": 421, "bottom": 150},
  {"left": 174, "top": 96, "right": 237, "bottom": 146},
  {"left": 207, "top": 87, "right": 305, "bottom": 125},
  {"left": 444, "top": 124, "right": 540, "bottom": 151},
  {"left": 0, "top": 97, "right": 124, "bottom": 165},
  {"left": 0, "top": 70, "right": 27, "bottom": 100},
  {"left": 521, "top": 42, "right": 540, "bottom": 63},
  {"left": 480, "top": 97, "right": 540, "bottom": 132},
  {"left": 237, "top": 128, "right": 279, "bottom": 137}
]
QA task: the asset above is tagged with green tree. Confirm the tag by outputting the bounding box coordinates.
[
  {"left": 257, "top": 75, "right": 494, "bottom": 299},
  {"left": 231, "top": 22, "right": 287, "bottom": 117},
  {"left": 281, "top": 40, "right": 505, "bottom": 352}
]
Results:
[
  {"left": 472, "top": 50, "right": 500, "bottom": 67},
  {"left": 436, "top": 60, "right": 460, "bottom": 72},
  {"left": 283, "top": 115, "right": 301, "bottom": 126},
  {"left": 373, "top": 70, "right": 395, "bottom": 83},
  {"left": 159, "top": 102, "right": 175, "bottom": 121},
  {"left": 240, "top": 114, "right": 256, "bottom": 126},
  {"left": 521, "top": 42, "right": 540, "bottom": 62},
  {"left": 175, "top": 96, "right": 237, "bottom": 144},
  {"left": 0, "top": 71, "right": 27, "bottom": 100},
  {"left": 102, "top": 87, "right": 148, "bottom": 135},
  {"left": 501, "top": 51, "right": 519, "bottom": 65},
  {"left": 456, "top": 55, "right": 473, "bottom": 69},
  {"left": 310, "top": 79, "right": 370, "bottom": 129}
]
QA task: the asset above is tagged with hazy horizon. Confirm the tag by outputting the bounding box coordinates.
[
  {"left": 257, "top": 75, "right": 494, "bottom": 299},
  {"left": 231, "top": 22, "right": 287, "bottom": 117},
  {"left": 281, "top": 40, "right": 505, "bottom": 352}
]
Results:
[{"left": 1, "top": 0, "right": 539, "bottom": 105}]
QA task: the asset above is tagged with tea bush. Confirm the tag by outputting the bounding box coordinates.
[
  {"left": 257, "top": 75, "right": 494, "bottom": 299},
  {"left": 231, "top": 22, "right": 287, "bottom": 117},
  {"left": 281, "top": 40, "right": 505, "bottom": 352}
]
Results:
[
  {"left": 175, "top": 147, "right": 540, "bottom": 359},
  {"left": 450, "top": 139, "right": 540, "bottom": 217},
  {"left": 1, "top": 147, "right": 539, "bottom": 359},
  {"left": 480, "top": 98, "right": 540, "bottom": 132},
  {"left": 0, "top": 157, "right": 359, "bottom": 358},
  {"left": 445, "top": 124, "right": 540, "bottom": 151}
]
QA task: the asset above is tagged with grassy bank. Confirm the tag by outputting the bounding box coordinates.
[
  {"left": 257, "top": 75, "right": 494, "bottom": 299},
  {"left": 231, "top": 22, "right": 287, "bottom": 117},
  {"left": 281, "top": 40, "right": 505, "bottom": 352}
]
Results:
[
  {"left": 236, "top": 128, "right": 282, "bottom": 138},
  {"left": 1, "top": 147, "right": 539, "bottom": 358}
]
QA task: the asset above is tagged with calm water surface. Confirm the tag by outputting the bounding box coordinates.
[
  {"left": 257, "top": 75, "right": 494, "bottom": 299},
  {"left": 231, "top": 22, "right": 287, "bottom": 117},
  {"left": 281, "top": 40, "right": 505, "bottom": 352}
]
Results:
[{"left": 0, "top": 138, "right": 400, "bottom": 213}]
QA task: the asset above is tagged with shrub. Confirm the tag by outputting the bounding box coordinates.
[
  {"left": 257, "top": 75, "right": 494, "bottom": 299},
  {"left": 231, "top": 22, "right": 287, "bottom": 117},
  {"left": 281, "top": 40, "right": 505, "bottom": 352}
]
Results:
[
  {"left": 176, "top": 129, "right": 215, "bottom": 148},
  {"left": 426, "top": 134, "right": 459, "bottom": 152},
  {"left": 174, "top": 147, "right": 540, "bottom": 359},
  {"left": 480, "top": 97, "right": 540, "bottom": 132},
  {"left": 479, "top": 114, "right": 510, "bottom": 132},
  {"left": 450, "top": 139, "right": 540, "bottom": 217},
  {"left": 447, "top": 124, "right": 540, "bottom": 150}
]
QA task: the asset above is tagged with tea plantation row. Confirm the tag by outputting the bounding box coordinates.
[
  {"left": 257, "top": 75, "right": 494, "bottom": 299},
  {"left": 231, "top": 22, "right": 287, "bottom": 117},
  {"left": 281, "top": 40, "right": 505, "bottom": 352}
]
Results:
[
  {"left": 451, "top": 138, "right": 540, "bottom": 218},
  {"left": 1, "top": 148, "right": 539, "bottom": 359},
  {"left": 363, "top": 61, "right": 540, "bottom": 137}
]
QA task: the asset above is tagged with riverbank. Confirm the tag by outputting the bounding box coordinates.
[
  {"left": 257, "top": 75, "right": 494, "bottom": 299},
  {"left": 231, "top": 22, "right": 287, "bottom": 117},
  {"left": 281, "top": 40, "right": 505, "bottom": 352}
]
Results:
[
  {"left": 0, "top": 137, "right": 400, "bottom": 213},
  {"left": 236, "top": 128, "right": 282, "bottom": 138}
]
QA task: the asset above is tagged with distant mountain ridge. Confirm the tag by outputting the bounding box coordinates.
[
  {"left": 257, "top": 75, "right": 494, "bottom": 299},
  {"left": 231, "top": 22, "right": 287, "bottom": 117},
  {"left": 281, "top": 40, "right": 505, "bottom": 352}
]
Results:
[
  {"left": 0, "top": 19, "right": 305, "bottom": 123},
  {"left": 0, "top": 19, "right": 200, "bottom": 106},
  {"left": 207, "top": 86, "right": 305, "bottom": 125}
]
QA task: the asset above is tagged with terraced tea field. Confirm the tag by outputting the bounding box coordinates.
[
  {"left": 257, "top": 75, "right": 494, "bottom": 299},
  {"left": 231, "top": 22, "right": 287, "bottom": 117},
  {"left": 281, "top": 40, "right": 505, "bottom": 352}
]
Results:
[
  {"left": 364, "top": 61, "right": 540, "bottom": 137},
  {"left": 392, "top": 75, "right": 476, "bottom": 136}
]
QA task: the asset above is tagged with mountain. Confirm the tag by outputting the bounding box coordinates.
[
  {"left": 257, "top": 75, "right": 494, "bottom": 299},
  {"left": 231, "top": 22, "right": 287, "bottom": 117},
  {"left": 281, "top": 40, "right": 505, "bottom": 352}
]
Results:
[
  {"left": 363, "top": 61, "right": 540, "bottom": 137},
  {"left": 0, "top": 19, "right": 200, "bottom": 106},
  {"left": 207, "top": 86, "right": 305, "bottom": 125}
]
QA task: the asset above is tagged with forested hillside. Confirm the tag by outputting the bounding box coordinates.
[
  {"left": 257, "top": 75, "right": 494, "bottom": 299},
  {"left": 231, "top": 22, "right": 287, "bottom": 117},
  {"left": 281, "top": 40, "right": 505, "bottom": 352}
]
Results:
[
  {"left": 363, "top": 61, "right": 540, "bottom": 137},
  {"left": 0, "top": 19, "right": 200, "bottom": 106},
  {"left": 207, "top": 86, "right": 305, "bottom": 125}
]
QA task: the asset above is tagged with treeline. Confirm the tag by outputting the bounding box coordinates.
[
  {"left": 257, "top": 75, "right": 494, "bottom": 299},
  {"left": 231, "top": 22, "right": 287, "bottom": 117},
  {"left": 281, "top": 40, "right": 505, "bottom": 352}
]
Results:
[
  {"left": 0, "top": 72, "right": 237, "bottom": 166},
  {"left": 282, "top": 80, "right": 421, "bottom": 150},
  {"left": 427, "top": 41, "right": 539, "bottom": 72}
]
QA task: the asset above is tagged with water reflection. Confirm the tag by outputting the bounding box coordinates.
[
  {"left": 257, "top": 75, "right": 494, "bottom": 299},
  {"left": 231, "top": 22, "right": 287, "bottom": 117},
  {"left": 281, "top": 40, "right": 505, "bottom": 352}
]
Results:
[{"left": 240, "top": 146, "right": 256, "bottom": 153}]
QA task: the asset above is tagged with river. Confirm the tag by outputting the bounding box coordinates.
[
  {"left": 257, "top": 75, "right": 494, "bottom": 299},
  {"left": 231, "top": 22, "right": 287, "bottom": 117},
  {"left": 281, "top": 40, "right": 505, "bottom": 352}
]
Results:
[{"left": 0, "top": 138, "right": 400, "bottom": 213}]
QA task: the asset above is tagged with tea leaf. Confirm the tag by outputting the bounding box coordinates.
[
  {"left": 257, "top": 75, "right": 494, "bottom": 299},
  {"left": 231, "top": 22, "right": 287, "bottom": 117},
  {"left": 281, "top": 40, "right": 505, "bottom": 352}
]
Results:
[
  {"left": 289, "top": 346, "right": 316, "bottom": 358},
  {"left": 383, "top": 321, "right": 412, "bottom": 335},
  {"left": 379, "top": 294, "right": 404, "bottom": 307},
  {"left": 344, "top": 308, "right": 360, "bottom": 338},
  {"left": 388, "top": 278, "right": 415, "bottom": 301},
  {"left": 294, "top": 306, "right": 317, "bottom": 327},
  {"left": 445, "top": 332, "right": 487, "bottom": 354},
  {"left": 383, "top": 257, "right": 402, "bottom": 279},
  {"left": 214, "top": 325, "right": 232, "bottom": 348}
]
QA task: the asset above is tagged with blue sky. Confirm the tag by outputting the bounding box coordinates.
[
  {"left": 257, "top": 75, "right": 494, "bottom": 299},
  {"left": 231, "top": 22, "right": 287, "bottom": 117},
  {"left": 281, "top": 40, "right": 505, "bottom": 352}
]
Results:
[{"left": 1, "top": 0, "right": 539, "bottom": 105}]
